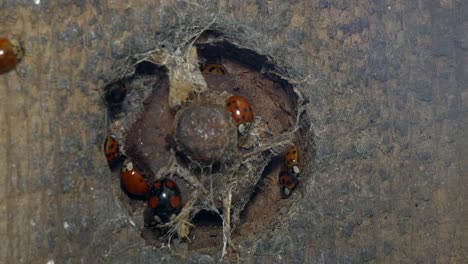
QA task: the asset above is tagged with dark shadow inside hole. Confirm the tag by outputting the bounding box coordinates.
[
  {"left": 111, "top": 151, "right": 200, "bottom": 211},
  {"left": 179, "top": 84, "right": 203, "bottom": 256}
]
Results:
[
  {"left": 104, "top": 81, "right": 127, "bottom": 117},
  {"left": 192, "top": 209, "right": 223, "bottom": 226},
  {"left": 208, "top": 161, "right": 221, "bottom": 173},
  {"left": 262, "top": 155, "right": 283, "bottom": 178},
  {"left": 195, "top": 30, "right": 271, "bottom": 72},
  {"left": 104, "top": 81, "right": 127, "bottom": 105},
  {"left": 135, "top": 61, "right": 160, "bottom": 75},
  {"left": 197, "top": 41, "right": 269, "bottom": 72},
  {"left": 188, "top": 209, "right": 224, "bottom": 251}
]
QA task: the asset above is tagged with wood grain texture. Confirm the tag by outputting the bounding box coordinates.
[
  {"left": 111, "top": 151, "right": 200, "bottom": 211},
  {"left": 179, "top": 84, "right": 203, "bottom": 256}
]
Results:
[{"left": 0, "top": 1, "right": 466, "bottom": 263}]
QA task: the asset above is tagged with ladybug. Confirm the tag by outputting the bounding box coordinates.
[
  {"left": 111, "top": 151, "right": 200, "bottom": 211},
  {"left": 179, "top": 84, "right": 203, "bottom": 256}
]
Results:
[
  {"left": 146, "top": 179, "right": 182, "bottom": 224},
  {"left": 0, "top": 38, "right": 23, "bottom": 74},
  {"left": 285, "top": 145, "right": 302, "bottom": 175},
  {"left": 278, "top": 171, "right": 298, "bottom": 198},
  {"left": 120, "top": 159, "right": 150, "bottom": 197},
  {"left": 226, "top": 95, "right": 254, "bottom": 133},
  {"left": 103, "top": 135, "right": 125, "bottom": 170},
  {"left": 201, "top": 63, "right": 228, "bottom": 75}
]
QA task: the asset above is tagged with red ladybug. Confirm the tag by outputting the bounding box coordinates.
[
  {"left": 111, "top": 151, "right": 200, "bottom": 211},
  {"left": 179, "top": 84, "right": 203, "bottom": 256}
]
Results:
[
  {"left": 146, "top": 179, "right": 182, "bottom": 224},
  {"left": 285, "top": 145, "right": 302, "bottom": 175},
  {"left": 0, "top": 38, "right": 23, "bottom": 74},
  {"left": 201, "top": 63, "right": 228, "bottom": 75},
  {"left": 278, "top": 171, "right": 298, "bottom": 198},
  {"left": 103, "top": 135, "right": 124, "bottom": 169},
  {"left": 226, "top": 95, "right": 254, "bottom": 133},
  {"left": 120, "top": 159, "right": 150, "bottom": 197}
]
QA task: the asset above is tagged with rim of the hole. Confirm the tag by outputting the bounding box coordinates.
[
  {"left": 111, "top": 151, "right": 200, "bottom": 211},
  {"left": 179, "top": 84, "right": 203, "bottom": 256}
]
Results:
[{"left": 102, "top": 34, "right": 315, "bottom": 255}]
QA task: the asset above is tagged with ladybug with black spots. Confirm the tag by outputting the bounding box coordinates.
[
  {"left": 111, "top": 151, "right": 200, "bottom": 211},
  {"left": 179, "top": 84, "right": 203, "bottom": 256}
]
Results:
[
  {"left": 285, "top": 145, "right": 302, "bottom": 176},
  {"left": 120, "top": 159, "right": 150, "bottom": 197},
  {"left": 103, "top": 135, "right": 125, "bottom": 170},
  {"left": 145, "top": 179, "right": 182, "bottom": 224},
  {"left": 226, "top": 95, "right": 254, "bottom": 133},
  {"left": 201, "top": 63, "right": 228, "bottom": 75},
  {"left": 0, "top": 38, "right": 23, "bottom": 74},
  {"left": 278, "top": 170, "right": 298, "bottom": 198}
]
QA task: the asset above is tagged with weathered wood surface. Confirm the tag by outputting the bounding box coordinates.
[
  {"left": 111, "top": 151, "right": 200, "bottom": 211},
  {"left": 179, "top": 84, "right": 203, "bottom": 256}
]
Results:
[{"left": 0, "top": 1, "right": 466, "bottom": 263}]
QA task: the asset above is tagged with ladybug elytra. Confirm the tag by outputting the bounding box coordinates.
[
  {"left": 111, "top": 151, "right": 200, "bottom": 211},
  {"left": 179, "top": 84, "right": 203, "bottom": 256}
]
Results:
[
  {"left": 104, "top": 135, "right": 119, "bottom": 160},
  {"left": 146, "top": 179, "right": 182, "bottom": 224},
  {"left": 104, "top": 135, "right": 125, "bottom": 170},
  {"left": 278, "top": 171, "right": 298, "bottom": 198},
  {"left": 279, "top": 145, "right": 303, "bottom": 198},
  {"left": 285, "top": 145, "right": 302, "bottom": 175},
  {"left": 226, "top": 95, "right": 254, "bottom": 133},
  {"left": 0, "top": 38, "right": 23, "bottom": 74},
  {"left": 201, "top": 63, "right": 228, "bottom": 75},
  {"left": 120, "top": 159, "right": 150, "bottom": 197}
]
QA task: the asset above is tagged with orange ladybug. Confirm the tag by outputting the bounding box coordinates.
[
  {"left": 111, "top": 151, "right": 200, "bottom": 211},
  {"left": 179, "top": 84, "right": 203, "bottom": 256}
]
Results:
[
  {"left": 278, "top": 171, "right": 298, "bottom": 197},
  {"left": 0, "top": 38, "right": 23, "bottom": 74},
  {"left": 120, "top": 159, "right": 150, "bottom": 197},
  {"left": 201, "top": 63, "right": 227, "bottom": 75},
  {"left": 285, "top": 145, "right": 302, "bottom": 175},
  {"left": 226, "top": 95, "right": 254, "bottom": 133},
  {"left": 103, "top": 135, "right": 124, "bottom": 170}
]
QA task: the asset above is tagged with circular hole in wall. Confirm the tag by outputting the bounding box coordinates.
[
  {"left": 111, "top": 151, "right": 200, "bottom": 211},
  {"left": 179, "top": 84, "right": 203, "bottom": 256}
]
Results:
[{"left": 103, "top": 30, "right": 314, "bottom": 256}]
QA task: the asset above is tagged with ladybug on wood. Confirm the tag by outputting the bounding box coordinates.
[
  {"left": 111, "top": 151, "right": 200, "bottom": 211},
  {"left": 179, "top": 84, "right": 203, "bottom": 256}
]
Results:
[
  {"left": 145, "top": 179, "right": 182, "bottom": 225},
  {"left": 201, "top": 63, "right": 228, "bottom": 75},
  {"left": 225, "top": 95, "right": 254, "bottom": 133},
  {"left": 120, "top": 159, "right": 150, "bottom": 197},
  {"left": 0, "top": 38, "right": 23, "bottom": 74},
  {"left": 279, "top": 145, "right": 303, "bottom": 198},
  {"left": 285, "top": 145, "right": 302, "bottom": 175},
  {"left": 103, "top": 135, "right": 125, "bottom": 170},
  {"left": 278, "top": 170, "right": 299, "bottom": 198}
]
